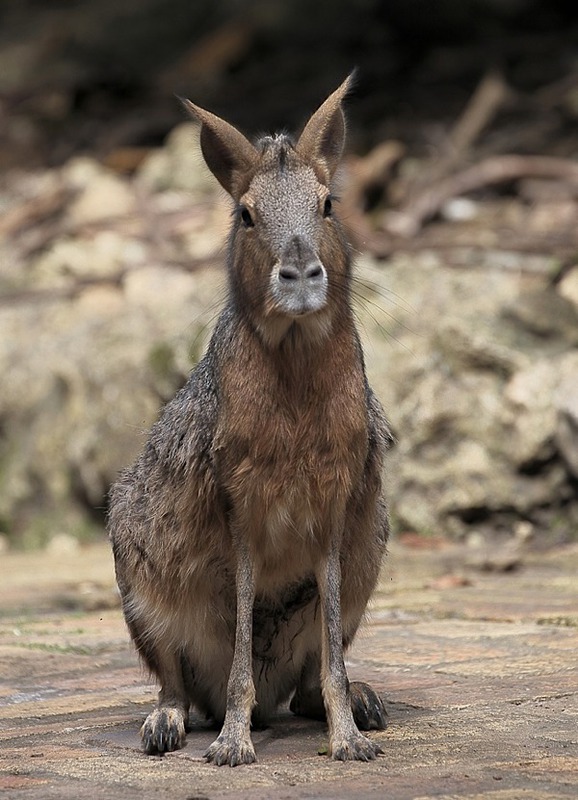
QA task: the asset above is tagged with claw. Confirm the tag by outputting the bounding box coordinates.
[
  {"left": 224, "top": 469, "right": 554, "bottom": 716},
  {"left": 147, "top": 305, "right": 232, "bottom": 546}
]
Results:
[
  {"left": 204, "top": 732, "right": 256, "bottom": 766},
  {"left": 331, "top": 731, "right": 383, "bottom": 761},
  {"left": 141, "top": 707, "right": 187, "bottom": 754}
]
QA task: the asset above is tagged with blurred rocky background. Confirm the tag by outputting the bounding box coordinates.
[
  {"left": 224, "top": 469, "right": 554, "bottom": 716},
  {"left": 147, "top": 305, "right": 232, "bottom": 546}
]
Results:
[{"left": 1, "top": 0, "right": 577, "bottom": 554}]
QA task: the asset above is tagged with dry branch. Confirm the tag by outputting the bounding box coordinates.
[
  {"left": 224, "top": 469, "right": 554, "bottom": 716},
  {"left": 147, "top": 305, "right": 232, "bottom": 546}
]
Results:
[
  {"left": 446, "top": 69, "right": 511, "bottom": 161},
  {"left": 0, "top": 186, "right": 72, "bottom": 238},
  {"left": 340, "top": 141, "right": 404, "bottom": 256},
  {"left": 400, "top": 69, "right": 512, "bottom": 204},
  {"left": 384, "top": 154, "right": 578, "bottom": 238}
]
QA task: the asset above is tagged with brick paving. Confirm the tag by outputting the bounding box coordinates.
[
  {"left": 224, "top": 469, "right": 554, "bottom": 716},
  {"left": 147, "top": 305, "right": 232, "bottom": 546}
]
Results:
[{"left": 0, "top": 540, "right": 577, "bottom": 799}]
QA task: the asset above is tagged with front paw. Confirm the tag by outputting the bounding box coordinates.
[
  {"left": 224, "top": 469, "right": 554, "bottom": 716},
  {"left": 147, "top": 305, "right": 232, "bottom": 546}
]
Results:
[
  {"left": 204, "top": 732, "right": 256, "bottom": 766},
  {"left": 141, "top": 707, "right": 187, "bottom": 754},
  {"left": 331, "top": 731, "right": 383, "bottom": 762}
]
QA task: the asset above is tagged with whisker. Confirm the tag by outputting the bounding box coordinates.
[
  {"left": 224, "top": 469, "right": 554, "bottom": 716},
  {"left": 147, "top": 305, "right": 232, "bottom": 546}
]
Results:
[
  {"left": 351, "top": 276, "right": 417, "bottom": 315},
  {"left": 177, "top": 264, "right": 419, "bottom": 355},
  {"left": 350, "top": 288, "right": 419, "bottom": 340},
  {"left": 329, "top": 273, "right": 419, "bottom": 339},
  {"left": 349, "top": 293, "right": 416, "bottom": 355}
]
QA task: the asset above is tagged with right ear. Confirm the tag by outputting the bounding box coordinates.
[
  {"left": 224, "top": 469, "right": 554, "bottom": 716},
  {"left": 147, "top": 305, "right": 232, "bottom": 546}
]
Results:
[{"left": 182, "top": 99, "right": 257, "bottom": 200}]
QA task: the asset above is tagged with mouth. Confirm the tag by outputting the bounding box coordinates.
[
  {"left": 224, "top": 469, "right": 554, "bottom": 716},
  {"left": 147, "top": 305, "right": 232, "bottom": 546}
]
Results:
[
  {"left": 272, "top": 293, "right": 328, "bottom": 319},
  {"left": 259, "top": 282, "right": 332, "bottom": 347},
  {"left": 270, "top": 262, "right": 328, "bottom": 318}
]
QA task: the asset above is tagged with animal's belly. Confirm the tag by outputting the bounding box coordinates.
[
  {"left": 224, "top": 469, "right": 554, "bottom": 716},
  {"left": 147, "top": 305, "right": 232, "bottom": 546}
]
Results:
[
  {"left": 222, "top": 427, "right": 368, "bottom": 588},
  {"left": 247, "top": 489, "right": 331, "bottom": 592}
]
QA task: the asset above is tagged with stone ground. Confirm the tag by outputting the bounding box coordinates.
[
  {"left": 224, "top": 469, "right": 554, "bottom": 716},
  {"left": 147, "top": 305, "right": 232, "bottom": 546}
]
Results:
[{"left": 0, "top": 537, "right": 577, "bottom": 800}]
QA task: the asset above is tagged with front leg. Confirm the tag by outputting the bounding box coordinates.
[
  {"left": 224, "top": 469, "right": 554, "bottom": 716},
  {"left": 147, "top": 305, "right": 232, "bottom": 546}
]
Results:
[
  {"left": 205, "top": 541, "right": 256, "bottom": 766},
  {"left": 316, "top": 545, "right": 383, "bottom": 761}
]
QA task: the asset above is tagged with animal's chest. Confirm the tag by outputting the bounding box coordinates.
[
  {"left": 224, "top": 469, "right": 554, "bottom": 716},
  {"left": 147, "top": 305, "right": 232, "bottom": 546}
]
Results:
[{"left": 215, "top": 372, "right": 368, "bottom": 545}]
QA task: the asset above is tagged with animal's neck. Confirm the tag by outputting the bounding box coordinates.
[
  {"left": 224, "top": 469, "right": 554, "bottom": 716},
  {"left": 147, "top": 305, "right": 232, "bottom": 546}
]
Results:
[
  {"left": 234, "top": 300, "right": 354, "bottom": 358},
  {"left": 228, "top": 289, "right": 354, "bottom": 352},
  {"left": 226, "top": 306, "right": 360, "bottom": 405}
]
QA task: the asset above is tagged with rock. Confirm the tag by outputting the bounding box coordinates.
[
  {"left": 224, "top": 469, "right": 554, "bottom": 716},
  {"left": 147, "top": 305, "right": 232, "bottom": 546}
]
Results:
[
  {"left": 123, "top": 264, "right": 199, "bottom": 312},
  {"left": 465, "top": 537, "right": 524, "bottom": 572},
  {"left": 61, "top": 156, "right": 102, "bottom": 189},
  {"left": 503, "top": 286, "right": 578, "bottom": 345},
  {"left": 0, "top": 248, "right": 219, "bottom": 544},
  {"left": 554, "top": 353, "right": 578, "bottom": 477},
  {"left": 434, "top": 321, "right": 524, "bottom": 377},
  {"left": 557, "top": 264, "right": 578, "bottom": 311},
  {"left": 501, "top": 352, "right": 578, "bottom": 473},
  {"left": 362, "top": 253, "right": 578, "bottom": 542},
  {"left": 67, "top": 168, "right": 137, "bottom": 225},
  {"left": 45, "top": 533, "right": 80, "bottom": 556},
  {"left": 427, "top": 573, "right": 472, "bottom": 588},
  {"left": 74, "top": 285, "right": 125, "bottom": 317},
  {"left": 525, "top": 200, "right": 578, "bottom": 235},
  {"left": 33, "top": 232, "right": 147, "bottom": 284},
  {"left": 137, "top": 122, "right": 217, "bottom": 196},
  {"left": 441, "top": 197, "right": 479, "bottom": 222},
  {"left": 501, "top": 359, "right": 559, "bottom": 467}
]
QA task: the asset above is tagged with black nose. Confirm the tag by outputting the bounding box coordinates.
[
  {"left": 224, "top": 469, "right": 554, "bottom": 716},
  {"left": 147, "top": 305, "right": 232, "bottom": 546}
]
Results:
[
  {"left": 278, "top": 261, "right": 324, "bottom": 282},
  {"left": 278, "top": 236, "right": 325, "bottom": 283}
]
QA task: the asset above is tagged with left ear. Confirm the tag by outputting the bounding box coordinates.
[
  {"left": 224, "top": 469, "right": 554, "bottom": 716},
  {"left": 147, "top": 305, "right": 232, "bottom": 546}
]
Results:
[{"left": 296, "top": 73, "right": 354, "bottom": 181}]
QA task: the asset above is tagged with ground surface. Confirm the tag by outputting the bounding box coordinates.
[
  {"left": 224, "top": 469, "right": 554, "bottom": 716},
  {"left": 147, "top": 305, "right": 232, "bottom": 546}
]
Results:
[{"left": 0, "top": 539, "right": 577, "bottom": 800}]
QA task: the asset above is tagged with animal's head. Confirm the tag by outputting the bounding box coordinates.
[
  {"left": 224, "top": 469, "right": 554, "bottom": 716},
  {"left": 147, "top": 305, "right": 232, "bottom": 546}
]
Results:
[{"left": 183, "top": 76, "right": 354, "bottom": 347}]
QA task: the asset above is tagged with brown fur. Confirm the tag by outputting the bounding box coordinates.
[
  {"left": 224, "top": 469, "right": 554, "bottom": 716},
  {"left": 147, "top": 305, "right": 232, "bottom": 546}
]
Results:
[{"left": 108, "top": 75, "right": 392, "bottom": 766}]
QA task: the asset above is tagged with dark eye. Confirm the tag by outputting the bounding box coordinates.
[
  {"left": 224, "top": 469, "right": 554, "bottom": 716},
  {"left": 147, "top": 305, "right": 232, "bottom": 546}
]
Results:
[
  {"left": 323, "top": 196, "right": 332, "bottom": 217},
  {"left": 240, "top": 206, "right": 254, "bottom": 227}
]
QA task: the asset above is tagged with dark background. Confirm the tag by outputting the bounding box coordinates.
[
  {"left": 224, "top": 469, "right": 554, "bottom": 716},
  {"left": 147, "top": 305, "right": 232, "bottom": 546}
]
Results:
[{"left": 1, "top": 0, "right": 577, "bottom": 169}]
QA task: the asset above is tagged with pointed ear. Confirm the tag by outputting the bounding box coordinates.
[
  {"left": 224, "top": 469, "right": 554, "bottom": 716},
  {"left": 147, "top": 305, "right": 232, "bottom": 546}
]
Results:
[
  {"left": 296, "top": 73, "right": 354, "bottom": 181},
  {"left": 182, "top": 99, "right": 258, "bottom": 199}
]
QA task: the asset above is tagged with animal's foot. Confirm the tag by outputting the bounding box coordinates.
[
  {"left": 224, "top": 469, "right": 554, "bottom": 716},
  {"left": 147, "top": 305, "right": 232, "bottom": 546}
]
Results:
[
  {"left": 330, "top": 730, "right": 383, "bottom": 762},
  {"left": 350, "top": 681, "right": 388, "bottom": 730},
  {"left": 141, "top": 707, "right": 187, "bottom": 754},
  {"left": 204, "top": 731, "right": 256, "bottom": 767}
]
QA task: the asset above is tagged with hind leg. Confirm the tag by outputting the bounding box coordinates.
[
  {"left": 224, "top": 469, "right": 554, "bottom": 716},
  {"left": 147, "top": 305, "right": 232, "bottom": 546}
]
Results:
[
  {"left": 126, "top": 613, "right": 189, "bottom": 754},
  {"left": 290, "top": 652, "right": 325, "bottom": 720},
  {"left": 290, "top": 654, "right": 387, "bottom": 731}
]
